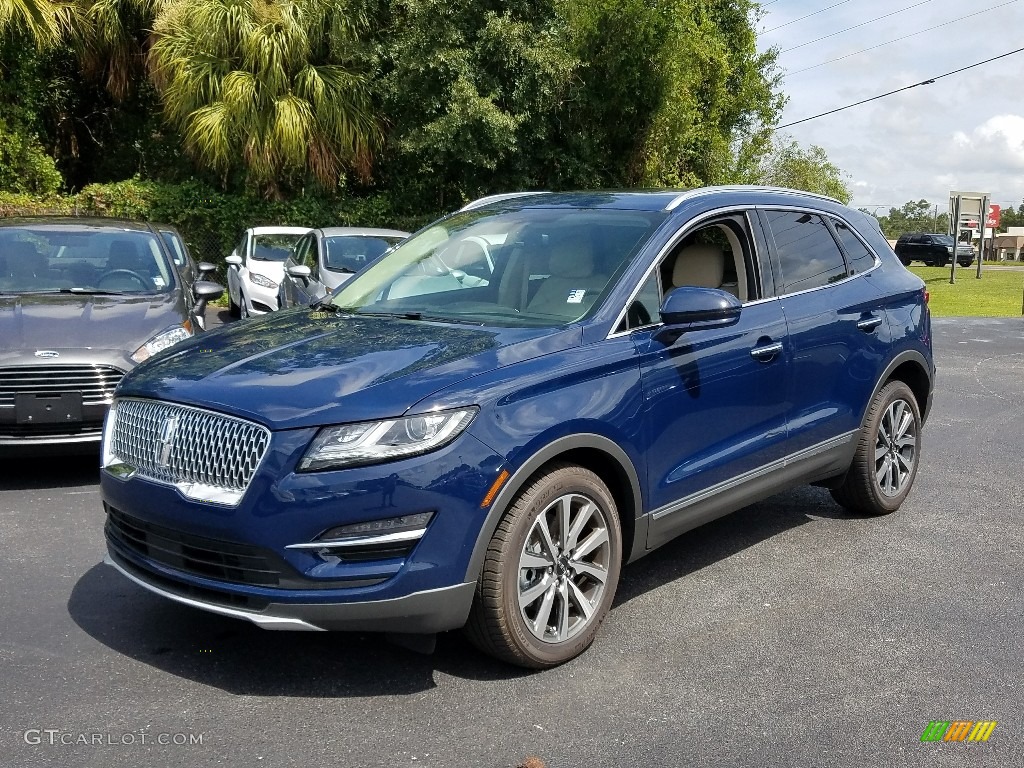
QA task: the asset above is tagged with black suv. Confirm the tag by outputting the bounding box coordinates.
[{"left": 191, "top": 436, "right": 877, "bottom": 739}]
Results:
[{"left": 894, "top": 233, "right": 974, "bottom": 267}]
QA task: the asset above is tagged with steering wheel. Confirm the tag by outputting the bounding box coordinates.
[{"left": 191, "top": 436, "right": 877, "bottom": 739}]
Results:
[{"left": 97, "top": 269, "right": 150, "bottom": 291}]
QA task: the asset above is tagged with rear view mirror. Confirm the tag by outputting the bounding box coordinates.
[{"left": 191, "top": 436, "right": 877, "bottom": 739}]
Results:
[
  {"left": 658, "top": 286, "right": 741, "bottom": 332},
  {"left": 225, "top": 255, "right": 242, "bottom": 267},
  {"left": 193, "top": 280, "right": 224, "bottom": 321},
  {"left": 197, "top": 261, "right": 217, "bottom": 277},
  {"left": 287, "top": 265, "right": 312, "bottom": 282}
]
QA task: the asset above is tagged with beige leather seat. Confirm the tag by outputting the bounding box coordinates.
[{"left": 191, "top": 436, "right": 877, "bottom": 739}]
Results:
[
  {"left": 669, "top": 243, "right": 737, "bottom": 297},
  {"left": 527, "top": 238, "right": 607, "bottom": 319}
]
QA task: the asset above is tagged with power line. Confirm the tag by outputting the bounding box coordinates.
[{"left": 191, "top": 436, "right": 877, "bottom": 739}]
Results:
[
  {"left": 778, "top": 47, "right": 1024, "bottom": 128},
  {"left": 763, "top": 1, "right": 854, "bottom": 34},
  {"left": 781, "top": 0, "right": 935, "bottom": 53},
  {"left": 783, "top": 0, "right": 1021, "bottom": 78}
]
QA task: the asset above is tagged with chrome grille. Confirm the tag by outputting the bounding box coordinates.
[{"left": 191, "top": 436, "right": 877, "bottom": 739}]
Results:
[
  {"left": 109, "top": 398, "right": 270, "bottom": 501},
  {"left": 0, "top": 365, "right": 124, "bottom": 407}
]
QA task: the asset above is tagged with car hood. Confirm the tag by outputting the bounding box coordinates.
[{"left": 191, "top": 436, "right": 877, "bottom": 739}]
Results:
[
  {"left": 118, "top": 309, "right": 581, "bottom": 429},
  {"left": 0, "top": 292, "right": 186, "bottom": 365},
  {"left": 248, "top": 260, "right": 286, "bottom": 282}
]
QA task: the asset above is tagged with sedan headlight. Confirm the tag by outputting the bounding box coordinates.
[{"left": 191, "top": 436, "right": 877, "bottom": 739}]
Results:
[
  {"left": 299, "top": 408, "right": 478, "bottom": 471},
  {"left": 131, "top": 323, "right": 193, "bottom": 363},
  {"left": 249, "top": 272, "right": 278, "bottom": 289}
]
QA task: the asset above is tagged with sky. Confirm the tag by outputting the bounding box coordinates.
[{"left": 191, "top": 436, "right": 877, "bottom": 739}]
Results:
[{"left": 756, "top": 0, "right": 1024, "bottom": 216}]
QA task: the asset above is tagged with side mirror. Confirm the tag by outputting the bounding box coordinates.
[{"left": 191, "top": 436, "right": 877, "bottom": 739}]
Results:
[
  {"left": 193, "top": 280, "right": 224, "bottom": 322},
  {"left": 659, "top": 286, "right": 741, "bottom": 330},
  {"left": 197, "top": 261, "right": 217, "bottom": 277},
  {"left": 287, "top": 264, "right": 312, "bottom": 282},
  {"left": 225, "top": 255, "right": 242, "bottom": 267}
]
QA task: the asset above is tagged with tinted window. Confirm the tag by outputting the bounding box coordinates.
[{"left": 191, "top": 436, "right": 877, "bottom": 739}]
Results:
[
  {"left": 832, "top": 219, "right": 875, "bottom": 274},
  {"left": 252, "top": 233, "right": 305, "bottom": 262},
  {"left": 323, "top": 236, "right": 403, "bottom": 274},
  {"left": 765, "top": 211, "right": 847, "bottom": 294}
]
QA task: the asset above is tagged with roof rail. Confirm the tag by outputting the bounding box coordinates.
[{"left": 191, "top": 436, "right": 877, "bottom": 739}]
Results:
[
  {"left": 459, "top": 191, "right": 551, "bottom": 212},
  {"left": 664, "top": 185, "right": 842, "bottom": 211}
]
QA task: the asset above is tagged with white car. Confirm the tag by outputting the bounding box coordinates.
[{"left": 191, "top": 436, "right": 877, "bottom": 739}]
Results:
[
  {"left": 225, "top": 226, "right": 311, "bottom": 318},
  {"left": 278, "top": 227, "right": 409, "bottom": 310}
]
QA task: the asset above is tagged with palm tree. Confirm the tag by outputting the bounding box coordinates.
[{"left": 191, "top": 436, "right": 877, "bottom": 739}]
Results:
[
  {"left": 148, "top": 0, "right": 379, "bottom": 196},
  {"left": 0, "top": 0, "right": 74, "bottom": 48},
  {"left": 73, "top": 0, "right": 164, "bottom": 100}
]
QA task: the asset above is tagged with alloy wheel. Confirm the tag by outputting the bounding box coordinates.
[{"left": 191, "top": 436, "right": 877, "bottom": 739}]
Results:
[
  {"left": 517, "top": 493, "right": 611, "bottom": 643},
  {"left": 874, "top": 398, "right": 917, "bottom": 497}
]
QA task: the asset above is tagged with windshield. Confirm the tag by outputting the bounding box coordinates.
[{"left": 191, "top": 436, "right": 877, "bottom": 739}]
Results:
[
  {"left": 0, "top": 227, "right": 176, "bottom": 295},
  {"left": 322, "top": 235, "right": 405, "bottom": 274},
  {"left": 327, "top": 208, "right": 666, "bottom": 326},
  {"left": 933, "top": 235, "right": 954, "bottom": 245},
  {"left": 252, "top": 233, "right": 305, "bottom": 261}
]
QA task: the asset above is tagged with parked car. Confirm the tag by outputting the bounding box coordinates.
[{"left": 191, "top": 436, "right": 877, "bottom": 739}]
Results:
[
  {"left": 894, "top": 232, "right": 974, "bottom": 267},
  {"left": 100, "top": 188, "right": 934, "bottom": 668},
  {"left": 278, "top": 227, "right": 409, "bottom": 309},
  {"left": 0, "top": 217, "right": 223, "bottom": 452},
  {"left": 225, "top": 226, "right": 310, "bottom": 317}
]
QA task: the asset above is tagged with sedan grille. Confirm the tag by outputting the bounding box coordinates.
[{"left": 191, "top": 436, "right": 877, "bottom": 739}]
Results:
[
  {"left": 108, "top": 398, "right": 270, "bottom": 504},
  {"left": 0, "top": 364, "right": 123, "bottom": 407}
]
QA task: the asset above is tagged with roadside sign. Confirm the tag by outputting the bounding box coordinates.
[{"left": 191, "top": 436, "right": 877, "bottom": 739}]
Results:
[{"left": 988, "top": 204, "right": 1001, "bottom": 229}]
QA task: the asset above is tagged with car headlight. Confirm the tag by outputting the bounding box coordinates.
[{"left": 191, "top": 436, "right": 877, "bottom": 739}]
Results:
[
  {"left": 946, "top": 246, "right": 954, "bottom": 253},
  {"left": 299, "top": 408, "right": 478, "bottom": 471},
  {"left": 250, "top": 272, "right": 277, "bottom": 289},
  {"left": 131, "top": 323, "right": 193, "bottom": 363}
]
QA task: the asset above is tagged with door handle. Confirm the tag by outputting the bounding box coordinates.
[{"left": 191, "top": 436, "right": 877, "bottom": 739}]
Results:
[
  {"left": 750, "top": 341, "right": 783, "bottom": 362},
  {"left": 857, "top": 315, "right": 883, "bottom": 332}
]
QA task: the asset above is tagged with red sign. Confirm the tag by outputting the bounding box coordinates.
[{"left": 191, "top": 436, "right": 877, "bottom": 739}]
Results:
[{"left": 987, "top": 204, "right": 1000, "bottom": 229}]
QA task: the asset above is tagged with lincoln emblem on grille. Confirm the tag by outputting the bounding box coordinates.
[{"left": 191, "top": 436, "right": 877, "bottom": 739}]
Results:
[{"left": 155, "top": 416, "right": 180, "bottom": 468}]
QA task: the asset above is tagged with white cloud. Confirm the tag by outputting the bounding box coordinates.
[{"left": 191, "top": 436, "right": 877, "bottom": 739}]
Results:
[{"left": 759, "top": 0, "right": 1024, "bottom": 211}]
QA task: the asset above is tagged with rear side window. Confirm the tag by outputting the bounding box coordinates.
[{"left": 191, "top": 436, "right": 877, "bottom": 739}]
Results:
[
  {"left": 764, "top": 210, "right": 847, "bottom": 294},
  {"left": 831, "top": 219, "right": 875, "bottom": 275}
]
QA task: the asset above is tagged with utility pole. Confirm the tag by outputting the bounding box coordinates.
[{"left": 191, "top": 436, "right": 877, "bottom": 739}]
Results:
[
  {"left": 949, "top": 196, "right": 961, "bottom": 284},
  {"left": 976, "top": 194, "right": 988, "bottom": 278}
]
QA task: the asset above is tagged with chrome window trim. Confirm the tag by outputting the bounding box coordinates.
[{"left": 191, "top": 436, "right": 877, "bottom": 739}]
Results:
[{"left": 606, "top": 205, "right": 764, "bottom": 340}]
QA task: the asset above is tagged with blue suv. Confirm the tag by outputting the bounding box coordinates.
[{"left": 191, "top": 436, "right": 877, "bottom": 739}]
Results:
[{"left": 100, "top": 188, "right": 934, "bottom": 668}]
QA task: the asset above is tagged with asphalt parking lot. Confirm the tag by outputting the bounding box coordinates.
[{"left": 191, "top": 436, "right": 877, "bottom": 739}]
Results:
[{"left": 2, "top": 317, "right": 1023, "bottom": 768}]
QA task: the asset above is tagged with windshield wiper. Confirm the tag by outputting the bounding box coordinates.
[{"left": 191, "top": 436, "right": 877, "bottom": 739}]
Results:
[{"left": 59, "top": 288, "right": 127, "bottom": 296}]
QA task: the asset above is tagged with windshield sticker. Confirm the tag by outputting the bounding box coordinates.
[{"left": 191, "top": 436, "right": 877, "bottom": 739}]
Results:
[
  {"left": 153, "top": 276, "right": 165, "bottom": 287},
  {"left": 567, "top": 289, "right": 586, "bottom": 304}
]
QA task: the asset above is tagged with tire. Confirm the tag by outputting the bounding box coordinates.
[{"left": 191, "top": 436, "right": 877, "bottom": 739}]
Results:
[
  {"left": 464, "top": 463, "right": 622, "bottom": 668},
  {"left": 240, "top": 295, "right": 250, "bottom": 319},
  {"left": 958, "top": 259, "right": 973, "bottom": 268},
  {"left": 897, "top": 255, "right": 912, "bottom": 266},
  {"left": 229, "top": 294, "right": 241, "bottom": 318},
  {"left": 831, "top": 380, "right": 921, "bottom": 515}
]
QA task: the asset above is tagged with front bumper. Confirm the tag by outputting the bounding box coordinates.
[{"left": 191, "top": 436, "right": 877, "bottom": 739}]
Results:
[
  {"left": 244, "top": 279, "right": 279, "bottom": 314},
  {"left": 100, "top": 428, "right": 504, "bottom": 633},
  {"left": 105, "top": 550, "right": 476, "bottom": 632}
]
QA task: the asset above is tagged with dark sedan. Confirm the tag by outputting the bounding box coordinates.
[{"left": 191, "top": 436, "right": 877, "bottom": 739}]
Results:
[{"left": 0, "top": 218, "right": 223, "bottom": 451}]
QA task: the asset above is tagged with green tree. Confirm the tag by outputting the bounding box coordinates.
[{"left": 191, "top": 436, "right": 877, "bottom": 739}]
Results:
[
  {"left": 148, "top": 0, "right": 379, "bottom": 197},
  {"left": 740, "top": 136, "right": 851, "bottom": 203},
  {"left": 871, "top": 200, "right": 947, "bottom": 239},
  {"left": 0, "top": 0, "right": 72, "bottom": 47}
]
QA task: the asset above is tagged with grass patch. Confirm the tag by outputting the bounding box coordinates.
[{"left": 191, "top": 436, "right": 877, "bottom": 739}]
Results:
[{"left": 908, "top": 266, "right": 1024, "bottom": 317}]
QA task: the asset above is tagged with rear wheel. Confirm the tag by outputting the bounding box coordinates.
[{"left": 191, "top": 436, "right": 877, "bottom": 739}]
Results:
[
  {"left": 229, "top": 293, "right": 241, "bottom": 318},
  {"left": 465, "top": 464, "right": 622, "bottom": 668},
  {"left": 831, "top": 380, "right": 921, "bottom": 515}
]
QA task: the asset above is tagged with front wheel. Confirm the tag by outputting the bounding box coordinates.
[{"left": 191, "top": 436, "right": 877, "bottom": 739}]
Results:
[
  {"left": 465, "top": 463, "right": 622, "bottom": 668},
  {"left": 831, "top": 380, "right": 921, "bottom": 515}
]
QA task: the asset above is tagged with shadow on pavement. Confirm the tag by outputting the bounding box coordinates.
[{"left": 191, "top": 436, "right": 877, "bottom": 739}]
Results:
[
  {"left": 68, "top": 485, "right": 863, "bottom": 696},
  {"left": 0, "top": 451, "right": 100, "bottom": 491}
]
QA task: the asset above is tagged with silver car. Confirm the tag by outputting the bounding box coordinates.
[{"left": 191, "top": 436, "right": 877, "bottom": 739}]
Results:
[{"left": 278, "top": 227, "right": 409, "bottom": 309}]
